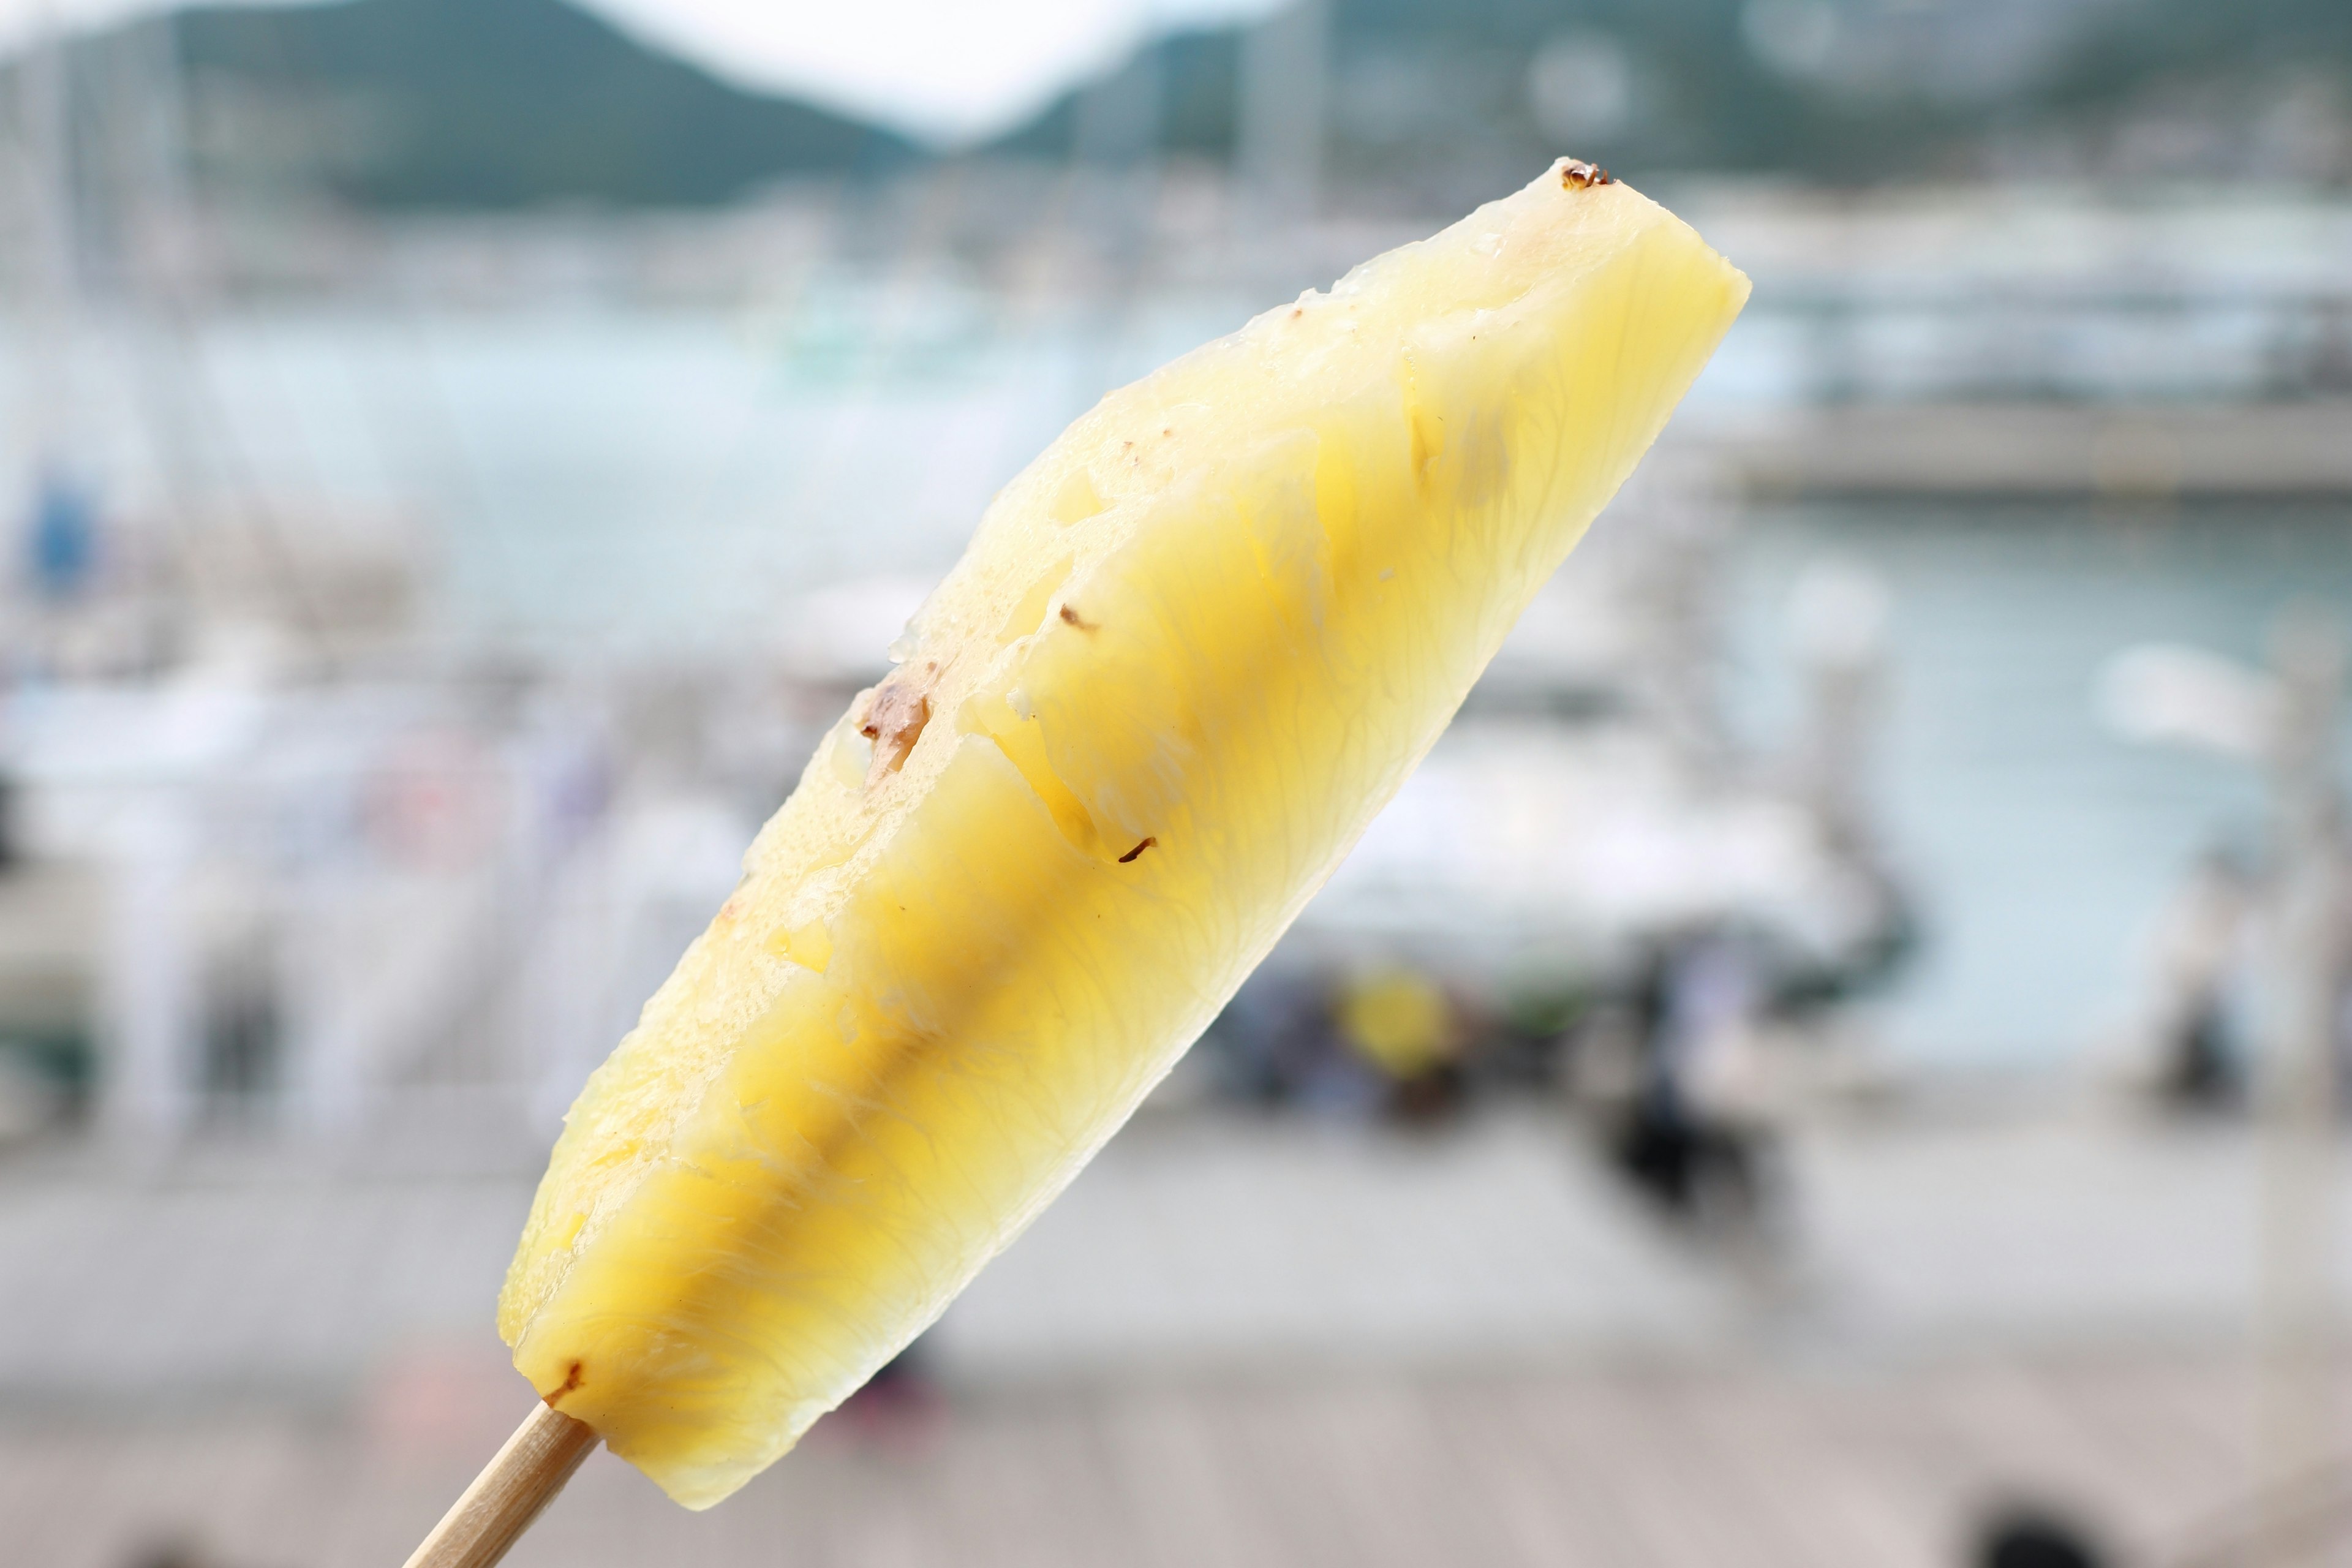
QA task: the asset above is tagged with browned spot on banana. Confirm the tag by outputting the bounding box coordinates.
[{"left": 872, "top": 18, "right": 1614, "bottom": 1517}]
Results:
[
  {"left": 1059, "top": 605, "right": 1098, "bottom": 632},
  {"left": 859, "top": 663, "right": 937, "bottom": 788},
  {"left": 1118, "top": 836, "right": 1157, "bottom": 863}
]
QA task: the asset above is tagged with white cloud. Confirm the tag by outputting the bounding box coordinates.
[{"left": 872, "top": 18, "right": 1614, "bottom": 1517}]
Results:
[{"left": 0, "top": 0, "right": 1287, "bottom": 144}]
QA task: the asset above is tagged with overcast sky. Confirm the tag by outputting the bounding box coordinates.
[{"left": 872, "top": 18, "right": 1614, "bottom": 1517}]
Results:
[{"left": 0, "top": 0, "right": 1284, "bottom": 142}]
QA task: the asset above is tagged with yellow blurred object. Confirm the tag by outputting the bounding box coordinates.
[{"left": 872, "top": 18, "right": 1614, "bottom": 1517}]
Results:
[
  {"left": 1335, "top": 970, "right": 1457, "bottom": 1080},
  {"left": 497, "top": 159, "right": 1749, "bottom": 1508}
]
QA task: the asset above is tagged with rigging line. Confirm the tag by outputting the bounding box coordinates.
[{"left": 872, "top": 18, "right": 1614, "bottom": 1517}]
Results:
[
  {"left": 778, "top": 156, "right": 981, "bottom": 586},
  {"left": 149, "top": 294, "right": 345, "bottom": 671},
  {"left": 104, "top": 13, "right": 225, "bottom": 639},
  {"left": 650, "top": 172, "right": 852, "bottom": 639},
  {"left": 368, "top": 278, "right": 524, "bottom": 663},
  {"left": 646, "top": 124, "right": 919, "bottom": 658},
  {"left": 135, "top": 7, "right": 345, "bottom": 673},
  {"left": 15, "top": 8, "right": 79, "bottom": 469},
  {"left": 209, "top": 0, "right": 489, "bottom": 671}
]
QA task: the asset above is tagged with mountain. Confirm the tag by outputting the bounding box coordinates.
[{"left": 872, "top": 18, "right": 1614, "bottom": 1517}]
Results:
[
  {"left": 2039, "top": 0, "right": 2352, "bottom": 107},
  {"left": 985, "top": 28, "right": 1244, "bottom": 165},
  {"left": 984, "top": 0, "right": 2352, "bottom": 194},
  {"left": 34, "top": 0, "right": 2347, "bottom": 214},
  {"left": 156, "top": 0, "right": 917, "bottom": 208},
  {"left": 976, "top": 0, "right": 1980, "bottom": 197}
]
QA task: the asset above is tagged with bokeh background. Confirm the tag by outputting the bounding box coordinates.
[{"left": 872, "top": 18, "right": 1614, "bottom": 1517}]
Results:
[{"left": 4, "top": 2, "right": 2351, "bottom": 1564}]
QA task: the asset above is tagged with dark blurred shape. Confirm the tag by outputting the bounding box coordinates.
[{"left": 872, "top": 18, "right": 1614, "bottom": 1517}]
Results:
[
  {"left": 2163, "top": 993, "right": 2239, "bottom": 1112},
  {"left": 1976, "top": 1505, "right": 2107, "bottom": 1568},
  {"left": 1611, "top": 1105, "right": 1763, "bottom": 1221},
  {"left": 156, "top": 0, "right": 915, "bottom": 207},
  {"left": 2147, "top": 846, "right": 2254, "bottom": 1114},
  {"left": 1204, "top": 966, "right": 1482, "bottom": 1126},
  {"left": 1604, "top": 931, "right": 1775, "bottom": 1231},
  {"left": 121, "top": 1539, "right": 210, "bottom": 1568},
  {"left": 831, "top": 1338, "right": 945, "bottom": 1453},
  {"left": 1206, "top": 969, "right": 1385, "bottom": 1119}
]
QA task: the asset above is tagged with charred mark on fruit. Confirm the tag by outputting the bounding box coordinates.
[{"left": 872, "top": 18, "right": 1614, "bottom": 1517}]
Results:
[
  {"left": 543, "top": 1360, "right": 585, "bottom": 1405},
  {"left": 858, "top": 664, "right": 935, "bottom": 787},
  {"left": 1118, "top": 837, "right": 1157, "bottom": 864},
  {"left": 1560, "top": 159, "right": 1613, "bottom": 189},
  {"left": 1058, "top": 605, "right": 1098, "bottom": 632}
]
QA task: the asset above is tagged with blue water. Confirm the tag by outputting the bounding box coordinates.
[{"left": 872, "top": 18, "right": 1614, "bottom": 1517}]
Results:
[
  {"left": 8, "top": 307, "right": 2351, "bottom": 1068},
  {"left": 6, "top": 302, "right": 1244, "bottom": 654},
  {"left": 1727, "top": 503, "right": 2352, "bottom": 1066}
]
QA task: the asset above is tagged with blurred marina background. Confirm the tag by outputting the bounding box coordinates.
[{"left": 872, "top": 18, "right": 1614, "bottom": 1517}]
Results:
[{"left": 2, "top": 1, "right": 2351, "bottom": 1564}]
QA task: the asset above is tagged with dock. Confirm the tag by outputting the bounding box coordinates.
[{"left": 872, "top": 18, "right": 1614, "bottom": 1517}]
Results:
[
  {"left": 4, "top": 1104, "right": 2347, "bottom": 1566},
  {"left": 1719, "top": 402, "right": 2352, "bottom": 502}
]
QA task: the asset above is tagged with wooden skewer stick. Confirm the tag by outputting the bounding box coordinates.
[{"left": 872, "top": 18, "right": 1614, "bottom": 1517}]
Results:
[{"left": 402, "top": 1401, "right": 600, "bottom": 1568}]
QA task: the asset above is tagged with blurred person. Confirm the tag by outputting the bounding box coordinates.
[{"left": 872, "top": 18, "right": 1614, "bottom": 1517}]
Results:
[
  {"left": 1604, "top": 927, "right": 1781, "bottom": 1237},
  {"left": 1202, "top": 967, "right": 1390, "bottom": 1119},
  {"left": 1474, "top": 981, "right": 1586, "bottom": 1093},
  {"left": 1202, "top": 967, "right": 1331, "bottom": 1107},
  {"left": 2127, "top": 844, "right": 2255, "bottom": 1113},
  {"left": 1332, "top": 965, "right": 1466, "bottom": 1126}
]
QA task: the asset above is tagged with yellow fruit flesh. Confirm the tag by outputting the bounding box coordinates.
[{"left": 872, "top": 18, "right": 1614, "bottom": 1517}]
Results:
[{"left": 500, "top": 161, "right": 1749, "bottom": 1507}]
